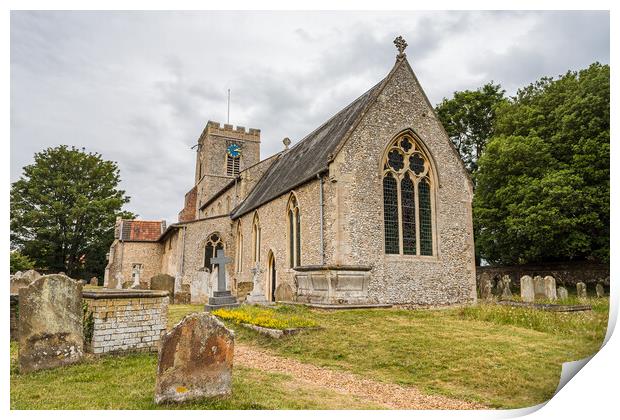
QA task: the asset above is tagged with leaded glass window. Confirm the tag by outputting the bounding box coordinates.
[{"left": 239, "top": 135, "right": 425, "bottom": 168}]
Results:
[
  {"left": 287, "top": 194, "right": 301, "bottom": 267},
  {"left": 382, "top": 132, "right": 435, "bottom": 256},
  {"left": 204, "top": 233, "right": 224, "bottom": 270}
]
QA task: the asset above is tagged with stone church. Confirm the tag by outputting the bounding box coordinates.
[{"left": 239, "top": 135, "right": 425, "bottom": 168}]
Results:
[{"left": 104, "top": 37, "right": 477, "bottom": 306}]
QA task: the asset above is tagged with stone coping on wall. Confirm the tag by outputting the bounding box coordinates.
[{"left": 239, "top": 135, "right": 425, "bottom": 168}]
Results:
[
  {"left": 82, "top": 288, "right": 169, "bottom": 299},
  {"left": 293, "top": 264, "right": 373, "bottom": 272}
]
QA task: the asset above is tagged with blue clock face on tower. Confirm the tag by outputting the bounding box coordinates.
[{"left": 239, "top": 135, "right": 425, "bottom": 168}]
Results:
[{"left": 227, "top": 143, "right": 241, "bottom": 158}]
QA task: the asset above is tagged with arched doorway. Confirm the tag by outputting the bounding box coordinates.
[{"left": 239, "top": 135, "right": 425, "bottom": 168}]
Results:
[{"left": 268, "top": 251, "right": 276, "bottom": 302}]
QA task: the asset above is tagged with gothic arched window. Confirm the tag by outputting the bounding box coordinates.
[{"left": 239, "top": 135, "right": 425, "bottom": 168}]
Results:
[
  {"left": 382, "top": 133, "right": 435, "bottom": 256},
  {"left": 235, "top": 221, "right": 243, "bottom": 273},
  {"left": 204, "top": 233, "right": 224, "bottom": 270},
  {"left": 287, "top": 194, "right": 301, "bottom": 268},
  {"left": 252, "top": 212, "right": 261, "bottom": 263}
]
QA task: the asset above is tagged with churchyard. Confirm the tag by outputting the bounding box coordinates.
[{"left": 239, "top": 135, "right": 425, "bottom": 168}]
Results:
[{"left": 10, "top": 272, "right": 608, "bottom": 410}]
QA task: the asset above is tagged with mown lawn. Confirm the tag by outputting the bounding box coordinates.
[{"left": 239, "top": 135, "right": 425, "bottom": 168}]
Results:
[{"left": 11, "top": 299, "right": 608, "bottom": 409}]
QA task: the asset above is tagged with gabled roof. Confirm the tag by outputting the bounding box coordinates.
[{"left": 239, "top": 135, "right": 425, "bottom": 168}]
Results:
[
  {"left": 230, "top": 77, "right": 386, "bottom": 219},
  {"left": 119, "top": 220, "right": 166, "bottom": 242}
]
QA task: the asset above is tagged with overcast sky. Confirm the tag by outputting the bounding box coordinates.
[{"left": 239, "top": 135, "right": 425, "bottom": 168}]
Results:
[{"left": 10, "top": 10, "right": 609, "bottom": 223}]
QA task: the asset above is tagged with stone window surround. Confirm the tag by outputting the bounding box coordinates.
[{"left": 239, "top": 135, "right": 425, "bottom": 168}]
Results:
[
  {"left": 251, "top": 212, "right": 261, "bottom": 263},
  {"left": 381, "top": 129, "right": 439, "bottom": 258},
  {"left": 286, "top": 192, "right": 302, "bottom": 268}
]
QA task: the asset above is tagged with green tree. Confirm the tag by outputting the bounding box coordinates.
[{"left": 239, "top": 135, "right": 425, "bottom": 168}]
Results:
[
  {"left": 474, "top": 63, "right": 609, "bottom": 264},
  {"left": 10, "top": 251, "right": 35, "bottom": 273},
  {"left": 11, "top": 146, "right": 135, "bottom": 278},
  {"left": 436, "top": 82, "right": 507, "bottom": 173}
]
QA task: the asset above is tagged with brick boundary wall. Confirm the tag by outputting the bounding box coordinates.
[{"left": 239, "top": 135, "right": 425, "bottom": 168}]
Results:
[
  {"left": 476, "top": 262, "right": 609, "bottom": 294},
  {"left": 82, "top": 289, "right": 169, "bottom": 355}
]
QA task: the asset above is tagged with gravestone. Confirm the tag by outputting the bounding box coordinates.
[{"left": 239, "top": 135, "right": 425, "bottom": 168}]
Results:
[
  {"left": 10, "top": 270, "right": 42, "bottom": 294},
  {"left": 18, "top": 274, "right": 84, "bottom": 373},
  {"left": 498, "top": 275, "right": 512, "bottom": 299},
  {"left": 533, "top": 276, "right": 545, "bottom": 299},
  {"left": 543, "top": 276, "right": 557, "bottom": 301},
  {"left": 151, "top": 273, "right": 176, "bottom": 304},
  {"left": 520, "top": 275, "right": 535, "bottom": 303},
  {"left": 191, "top": 270, "right": 211, "bottom": 304},
  {"left": 596, "top": 283, "right": 605, "bottom": 298},
  {"left": 246, "top": 264, "right": 268, "bottom": 304},
  {"left": 557, "top": 286, "right": 569, "bottom": 300},
  {"left": 155, "top": 313, "right": 234, "bottom": 404},
  {"left": 576, "top": 282, "right": 587, "bottom": 299},
  {"left": 204, "top": 250, "right": 239, "bottom": 311},
  {"left": 275, "top": 283, "right": 294, "bottom": 302},
  {"left": 479, "top": 273, "right": 493, "bottom": 300},
  {"left": 90, "top": 277, "right": 98, "bottom": 286}
]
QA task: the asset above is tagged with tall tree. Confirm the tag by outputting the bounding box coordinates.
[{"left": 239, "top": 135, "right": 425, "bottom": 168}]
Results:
[
  {"left": 474, "top": 63, "right": 609, "bottom": 264},
  {"left": 11, "top": 146, "right": 135, "bottom": 277},
  {"left": 435, "top": 82, "right": 506, "bottom": 173}
]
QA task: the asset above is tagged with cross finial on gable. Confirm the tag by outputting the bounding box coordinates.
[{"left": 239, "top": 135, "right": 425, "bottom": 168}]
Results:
[{"left": 394, "top": 36, "right": 408, "bottom": 59}]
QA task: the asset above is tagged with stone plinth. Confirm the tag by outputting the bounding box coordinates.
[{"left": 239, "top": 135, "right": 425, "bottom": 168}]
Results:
[
  {"left": 294, "top": 265, "right": 372, "bottom": 305},
  {"left": 83, "top": 289, "right": 169, "bottom": 354},
  {"left": 18, "top": 274, "right": 84, "bottom": 373},
  {"left": 155, "top": 313, "right": 234, "bottom": 404}
]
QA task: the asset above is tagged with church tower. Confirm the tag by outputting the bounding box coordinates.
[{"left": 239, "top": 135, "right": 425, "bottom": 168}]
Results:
[{"left": 193, "top": 121, "right": 261, "bottom": 216}]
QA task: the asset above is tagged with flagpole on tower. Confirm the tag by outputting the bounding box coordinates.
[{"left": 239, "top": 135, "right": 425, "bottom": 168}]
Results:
[{"left": 227, "top": 88, "right": 230, "bottom": 124}]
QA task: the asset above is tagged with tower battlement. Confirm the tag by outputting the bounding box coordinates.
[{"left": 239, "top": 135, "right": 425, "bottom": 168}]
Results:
[{"left": 200, "top": 121, "right": 261, "bottom": 143}]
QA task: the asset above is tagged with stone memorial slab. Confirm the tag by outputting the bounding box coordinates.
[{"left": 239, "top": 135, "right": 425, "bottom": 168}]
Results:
[
  {"left": 520, "top": 275, "right": 535, "bottom": 303},
  {"left": 499, "top": 275, "right": 512, "bottom": 299},
  {"left": 155, "top": 313, "right": 234, "bottom": 404},
  {"left": 533, "top": 276, "right": 545, "bottom": 299},
  {"left": 596, "top": 283, "right": 605, "bottom": 298},
  {"left": 557, "top": 286, "right": 569, "bottom": 300},
  {"left": 543, "top": 276, "right": 557, "bottom": 301},
  {"left": 18, "top": 274, "right": 83, "bottom": 373},
  {"left": 151, "top": 273, "right": 175, "bottom": 303},
  {"left": 576, "top": 282, "right": 587, "bottom": 299},
  {"left": 479, "top": 273, "right": 493, "bottom": 300}
]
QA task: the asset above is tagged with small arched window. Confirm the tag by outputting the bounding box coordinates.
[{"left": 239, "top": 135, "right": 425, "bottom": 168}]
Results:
[
  {"left": 252, "top": 212, "right": 261, "bottom": 263},
  {"left": 235, "top": 221, "right": 243, "bottom": 273},
  {"left": 287, "top": 194, "right": 301, "bottom": 268},
  {"left": 382, "top": 133, "right": 435, "bottom": 256},
  {"left": 204, "top": 233, "right": 224, "bottom": 270}
]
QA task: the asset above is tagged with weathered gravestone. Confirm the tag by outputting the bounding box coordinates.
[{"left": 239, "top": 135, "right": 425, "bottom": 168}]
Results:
[
  {"left": 533, "top": 276, "right": 545, "bottom": 299},
  {"left": 543, "top": 276, "right": 557, "bottom": 301},
  {"left": 90, "top": 277, "right": 98, "bottom": 286},
  {"left": 520, "top": 275, "right": 535, "bottom": 303},
  {"left": 596, "top": 283, "right": 605, "bottom": 298},
  {"left": 498, "top": 275, "right": 512, "bottom": 299},
  {"left": 155, "top": 313, "right": 234, "bottom": 404},
  {"left": 479, "top": 272, "right": 494, "bottom": 300},
  {"left": 557, "top": 286, "right": 569, "bottom": 300},
  {"left": 275, "top": 283, "right": 294, "bottom": 302},
  {"left": 151, "top": 273, "right": 176, "bottom": 304},
  {"left": 18, "top": 274, "right": 84, "bottom": 373},
  {"left": 191, "top": 270, "right": 211, "bottom": 304},
  {"left": 246, "top": 264, "right": 268, "bottom": 304},
  {"left": 10, "top": 269, "right": 42, "bottom": 294},
  {"left": 576, "top": 282, "right": 587, "bottom": 299}
]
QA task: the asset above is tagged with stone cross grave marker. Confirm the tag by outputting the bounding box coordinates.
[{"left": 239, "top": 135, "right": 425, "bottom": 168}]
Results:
[{"left": 204, "top": 249, "right": 239, "bottom": 311}]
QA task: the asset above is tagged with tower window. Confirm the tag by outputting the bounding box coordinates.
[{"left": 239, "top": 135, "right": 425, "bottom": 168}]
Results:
[{"left": 227, "top": 155, "right": 240, "bottom": 176}]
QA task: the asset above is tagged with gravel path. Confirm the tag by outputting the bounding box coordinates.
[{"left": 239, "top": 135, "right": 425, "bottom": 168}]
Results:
[{"left": 235, "top": 344, "right": 486, "bottom": 410}]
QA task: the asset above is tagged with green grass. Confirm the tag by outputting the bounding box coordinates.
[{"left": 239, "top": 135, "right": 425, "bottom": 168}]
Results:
[
  {"left": 11, "top": 300, "right": 609, "bottom": 410},
  {"left": 9, "top": 341, "right": 378, "bottom": 410},
  {"left": 213, "top": 304, "right": 318, "bottom": 329},
  {"left": 221, "top": 300, "right": 608, "bottom": 409}
]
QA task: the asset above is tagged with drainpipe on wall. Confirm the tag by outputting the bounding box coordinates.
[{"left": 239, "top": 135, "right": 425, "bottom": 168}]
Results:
[{"left": 318, "top": 173, "right": 325, "bottom": 265}]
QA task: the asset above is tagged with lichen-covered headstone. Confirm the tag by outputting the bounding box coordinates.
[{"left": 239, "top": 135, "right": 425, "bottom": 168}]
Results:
[
  {"left": 151, "top": 273, "right": 176, "bottom": 303},
  {"left": 155, "top": 313, "right": 234, "bottom": 404},
  {"left": 533, "top": 276, "right": 545, "bottom": 299},
  {"left": 479, "top": 273, "right": 493, "bottom": 300},
  {"left": 557, "top": 286, "right": 569, "bottom": 300},
  {"left": 10, "top": 269, "right": 42, "bottom": 294},
  {"left": 498, "top": 275, "right": 512, "bottom": 299},
  {"left": 275, "top": 283, "right": 293, "bottom": 301},
  {"left": 18, "top": 274, "right": 83, "bottom": 373},
  {"left": 90, "top": 277, "right": 99, "bottom": 286},
  {"left": 576, "top": 282, "right": 587, "bottom": 299},
  {"left": 543, "top": 276, "right": 557, "bottom": 301},
  {"left": 520, "top": 275, "right": 535, "bottom": 303},
  {"left": 596, "top": 283, "right": 605, "bottom": 298}
]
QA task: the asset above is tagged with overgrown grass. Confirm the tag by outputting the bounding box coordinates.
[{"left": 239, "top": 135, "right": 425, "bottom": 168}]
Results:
[
  {"left": 213, "top": 304, "right": 318, "bottom": 329},
  {"left": 9, "top": 341, "right": 378, "bottom": 410},
  {"left": 223, "top": 301, "right": 608, "bottom": 409}
]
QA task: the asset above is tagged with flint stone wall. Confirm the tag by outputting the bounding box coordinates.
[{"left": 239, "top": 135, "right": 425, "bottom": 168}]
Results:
[
  {"left": 83, "top": 289, "right": 169, "bottom": 354},
  {"left": 18, "top": 274, "right": 84, "bottom": 373}
]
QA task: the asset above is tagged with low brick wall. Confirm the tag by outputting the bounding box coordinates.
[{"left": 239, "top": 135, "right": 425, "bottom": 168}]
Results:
[{"left": 83, "top": 289, "right": 169, "bottom": 354}]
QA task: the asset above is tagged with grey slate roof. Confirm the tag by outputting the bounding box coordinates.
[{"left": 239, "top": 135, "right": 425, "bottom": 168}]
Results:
[{"left": 230, "top": 78, "right": 385, "bottom": 219}]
